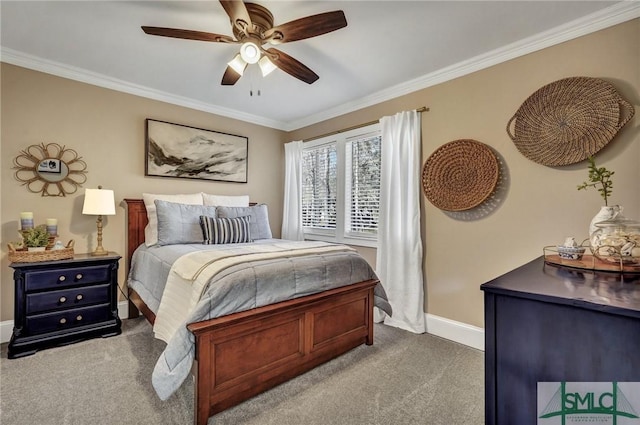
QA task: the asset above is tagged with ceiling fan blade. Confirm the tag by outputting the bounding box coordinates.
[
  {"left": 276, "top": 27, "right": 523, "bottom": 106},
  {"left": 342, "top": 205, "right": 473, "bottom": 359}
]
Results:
[
  {"left": 266, "top": 48, "right": 319, "bottom": 84},
  {"left": 221, "top": 65, "right": 242, "bottom": 85},
  {"left": 142, "top": 26, "right": 236, "bottom": 43},
  {"left": 263, "top": 11, "right": 347, "bottom": 44},
  {"left": 219, "top": 0, "right": 252, "bottom": 33}
]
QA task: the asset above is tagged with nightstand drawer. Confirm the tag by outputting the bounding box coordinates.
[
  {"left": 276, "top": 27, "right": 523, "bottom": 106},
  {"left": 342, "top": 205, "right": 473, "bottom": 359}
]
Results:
[
  {"left": 24, "top": 264, "right": 111, "bottom": 292},
  {"left": 26, "top": 304, "right": 112, "bottom": 334},
  {"left": 26, "top": 284, "right": 110, "bottom": 315}
]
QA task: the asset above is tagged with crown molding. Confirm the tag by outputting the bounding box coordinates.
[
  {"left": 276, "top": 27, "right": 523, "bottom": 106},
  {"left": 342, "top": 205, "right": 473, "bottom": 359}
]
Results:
[
  {"left": 284, "top": 1, "right": 640, "bottom": 131},
  {"left": 0, "top": 48, "right": 288, "bottom": 130},
  {"left": 2, "top": 2, "right": 638, "bottom": 133}
]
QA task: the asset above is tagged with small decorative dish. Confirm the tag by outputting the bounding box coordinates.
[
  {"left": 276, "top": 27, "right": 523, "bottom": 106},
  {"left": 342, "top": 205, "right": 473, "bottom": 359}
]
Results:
[{"left": 556, "top": 245, "right": 586, "bottom": 260}]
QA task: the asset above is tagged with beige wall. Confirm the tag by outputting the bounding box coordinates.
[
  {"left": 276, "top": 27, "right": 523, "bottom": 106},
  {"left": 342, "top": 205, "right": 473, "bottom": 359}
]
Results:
[
  {"left": 288, "top": 19, "right": 640, "bottom": 328},
  {"left": 1, "top": 19, "right": 638, "bottom": 328},
  {"left": 1, "top": 64, "right": 286, "bottom": 321}
]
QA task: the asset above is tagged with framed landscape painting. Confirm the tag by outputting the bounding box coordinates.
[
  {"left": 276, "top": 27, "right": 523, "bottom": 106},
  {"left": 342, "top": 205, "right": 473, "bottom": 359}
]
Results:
[{"left": 145, "top": 119, "right": 248, "bottom": 183}]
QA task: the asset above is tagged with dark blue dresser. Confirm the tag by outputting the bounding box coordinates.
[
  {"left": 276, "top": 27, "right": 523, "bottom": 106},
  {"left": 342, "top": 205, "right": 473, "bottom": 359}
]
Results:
[
  {"left": 8, "top": 253, "right": 122, "bottom": 358},
  {"left": 481, "top": 256, "right": 640, "bottom": 424}
]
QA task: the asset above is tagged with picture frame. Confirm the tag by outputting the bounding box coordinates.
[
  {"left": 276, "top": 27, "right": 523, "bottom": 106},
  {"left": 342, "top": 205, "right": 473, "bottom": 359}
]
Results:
[
  {"left": 37, "top": 158, "right": 62, "bottom": 174},
  {"left": 145, "top": 119, "right": 248, "bottom": 183}
]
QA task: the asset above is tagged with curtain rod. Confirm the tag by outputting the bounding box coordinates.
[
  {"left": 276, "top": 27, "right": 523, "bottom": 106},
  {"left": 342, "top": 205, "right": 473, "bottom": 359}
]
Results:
[{"left": 303, "top": 106, "right": 429, "bottom": 142}]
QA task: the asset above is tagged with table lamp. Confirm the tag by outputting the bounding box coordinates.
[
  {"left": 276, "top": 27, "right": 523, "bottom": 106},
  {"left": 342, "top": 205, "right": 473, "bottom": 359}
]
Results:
[{"left": 82, "top": 186, "right": 115, "bottom": 256}]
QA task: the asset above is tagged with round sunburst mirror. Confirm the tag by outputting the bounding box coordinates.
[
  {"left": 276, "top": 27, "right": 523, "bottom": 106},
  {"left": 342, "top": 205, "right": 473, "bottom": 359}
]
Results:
[{"left": 13, "top": 143, "right": 88, "bottom": 197}]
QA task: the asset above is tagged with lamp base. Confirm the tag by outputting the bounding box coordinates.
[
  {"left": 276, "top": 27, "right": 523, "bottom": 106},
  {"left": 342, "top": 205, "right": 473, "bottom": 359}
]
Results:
[
  {"left": 90, "top": 247, "right": 109, "bottom": 256},
  {"left": 91, "top": 214, "right": 108, "bottom": 256}
]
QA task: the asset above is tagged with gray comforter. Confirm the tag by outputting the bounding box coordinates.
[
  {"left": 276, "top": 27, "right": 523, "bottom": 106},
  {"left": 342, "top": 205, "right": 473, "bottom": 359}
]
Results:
[{"left": 127, "top": 239, "right": 391, "bottom": 400}]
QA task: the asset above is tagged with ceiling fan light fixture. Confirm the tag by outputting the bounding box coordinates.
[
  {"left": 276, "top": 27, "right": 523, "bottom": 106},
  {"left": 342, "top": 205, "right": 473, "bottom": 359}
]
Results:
[
  {"left": 240, "top": 42, "right": 260, "bottom": 64},
  {"left": 258, "top": 55, "right": 277, "bottom": 77},
  {"left": 228, "top": 53, "right": 247, "bottom": 76},
  {"left": 141, "top": 2, "right": 347, "bottom": 86}
]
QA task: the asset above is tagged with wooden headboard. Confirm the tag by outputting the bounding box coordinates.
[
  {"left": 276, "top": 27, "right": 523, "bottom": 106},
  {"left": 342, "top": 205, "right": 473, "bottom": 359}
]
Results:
[
  {"left": 123, "top": 199, "right": 148, "bottom": 269},
  {"left": 123, "top": 198, "right": 257, "bottom": 269}
]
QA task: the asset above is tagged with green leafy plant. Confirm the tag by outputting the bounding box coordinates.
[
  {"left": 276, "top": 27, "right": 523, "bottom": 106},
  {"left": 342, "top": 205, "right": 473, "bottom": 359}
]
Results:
[
  {"left": 22, "top": 225, "right": 50, "bottom": 248},
  {"left": 577, "top": 156, "right": 614, "bottom": 206}
]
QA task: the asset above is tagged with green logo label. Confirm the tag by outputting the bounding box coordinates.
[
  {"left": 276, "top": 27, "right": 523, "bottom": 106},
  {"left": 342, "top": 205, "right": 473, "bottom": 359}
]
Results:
[{"left": 538, "top": 382, "right": 640, "bottom": 424}]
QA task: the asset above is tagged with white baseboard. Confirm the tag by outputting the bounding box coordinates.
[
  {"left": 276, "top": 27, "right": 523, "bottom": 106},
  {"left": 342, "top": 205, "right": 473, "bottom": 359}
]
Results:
[
  {"left": 1, "top": 301, "right": 130, "bottom": 344},
  {"left": 425, "top": 313, "right": 485, "bottom": 351},
  {"left": 1, "top": 320, "right": 14, "bottom": 344}
]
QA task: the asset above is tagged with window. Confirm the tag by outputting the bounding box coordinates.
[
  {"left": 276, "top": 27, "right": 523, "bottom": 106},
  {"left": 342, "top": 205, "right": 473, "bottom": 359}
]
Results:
[{"left": 301, "top": 124, "right": 381, "bottom": 247}]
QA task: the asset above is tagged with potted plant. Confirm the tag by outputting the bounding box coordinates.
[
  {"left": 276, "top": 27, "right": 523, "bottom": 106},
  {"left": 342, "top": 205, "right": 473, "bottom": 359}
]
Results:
[
  {"left": 577, "top": 156, "right": 614, "bottom": 206},
  {"left": 22, "top": 225, "right": 50, "bottom": 251},
  {"left": 577, "top": 156, "right": 618, "bottom": 237}
]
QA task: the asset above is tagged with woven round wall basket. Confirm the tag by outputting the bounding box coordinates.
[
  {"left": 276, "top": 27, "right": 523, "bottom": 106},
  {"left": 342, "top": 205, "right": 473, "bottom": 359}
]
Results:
[
  {"left": 422, "top": 139, "right": 499, "bottom": 211},
  {"left": 507, "top": 76, "right": 635, "bottom": 167}
]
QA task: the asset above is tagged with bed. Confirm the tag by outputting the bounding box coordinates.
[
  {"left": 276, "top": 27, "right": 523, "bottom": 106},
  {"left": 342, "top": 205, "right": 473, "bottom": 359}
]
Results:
[{"left": 123, "top": 198, "right": 389, "bottom": 425}]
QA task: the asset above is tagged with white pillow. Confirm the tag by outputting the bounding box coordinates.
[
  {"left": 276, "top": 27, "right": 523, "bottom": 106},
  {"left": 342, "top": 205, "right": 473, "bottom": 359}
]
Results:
[
  {"left": 202, "top": 193, "right": 250, "bottom": 207},
  {"left": 142, "top": 193, "right": 203, "bottom": 246}
]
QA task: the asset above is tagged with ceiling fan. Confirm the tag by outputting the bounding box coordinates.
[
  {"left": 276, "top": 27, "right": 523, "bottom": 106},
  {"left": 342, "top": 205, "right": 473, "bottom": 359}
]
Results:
[{"left": 142, "top": 1, "right": 347, "bottom": 85}]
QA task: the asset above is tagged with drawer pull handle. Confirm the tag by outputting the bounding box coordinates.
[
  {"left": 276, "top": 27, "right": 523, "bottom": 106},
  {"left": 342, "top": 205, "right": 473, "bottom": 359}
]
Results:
[
  {"left": 59, "top": 296, "right": 67, "bottom": 303},
  {"left": 76, "top": 315, "right": 83, "bottom": 321},
  {"left": 59, "top": 318, "right": 67, "bottom": 324},
  {"left": 76, "top": 294, "right": 83, "bottom": 301},
  {"left": 58, "top": 276, "right": 66, "bottom": 282},
  {"left": 76, "top": 274, "right": 83, "bottom": 280}
]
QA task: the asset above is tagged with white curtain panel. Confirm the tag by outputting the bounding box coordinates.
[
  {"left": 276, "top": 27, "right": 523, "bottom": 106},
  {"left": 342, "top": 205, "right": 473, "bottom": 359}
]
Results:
[
  {"left": 281, "top": 141, "right": 304, "bottom": 241},
  {"left": 376, "top": 110, "right": 426, "bottom": 333}
]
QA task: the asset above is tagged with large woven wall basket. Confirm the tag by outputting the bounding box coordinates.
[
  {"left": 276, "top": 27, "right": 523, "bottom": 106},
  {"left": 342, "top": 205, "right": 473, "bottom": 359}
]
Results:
[
  {"left": 422, "top": 139, "right": 499, "bottom": 211},
  {"left": 507, "top": 76, "right": 635, "bottom": 166}
]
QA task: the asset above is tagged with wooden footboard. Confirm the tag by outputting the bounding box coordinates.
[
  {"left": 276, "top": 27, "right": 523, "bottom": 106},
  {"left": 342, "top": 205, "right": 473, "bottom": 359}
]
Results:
[
  {"left": 188, "top": 279, "right": 376, "bottom": 425},
  {"left": 123, "top": 199, "right": 377, "bottom": 425}
]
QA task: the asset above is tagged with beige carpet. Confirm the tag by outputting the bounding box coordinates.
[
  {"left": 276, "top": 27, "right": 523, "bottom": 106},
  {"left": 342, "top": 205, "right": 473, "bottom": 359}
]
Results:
[{"left": 1, "top": 317, "right": 483, "bottom": 425}]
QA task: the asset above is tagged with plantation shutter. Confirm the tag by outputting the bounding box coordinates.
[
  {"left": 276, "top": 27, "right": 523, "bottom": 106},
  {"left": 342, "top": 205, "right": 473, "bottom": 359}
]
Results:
[
  {"left": 301, "top": 143, "right": 337, "bottom": 231},
  {"left": 346, "top": 133, "right": 381, "bottom": 237}
]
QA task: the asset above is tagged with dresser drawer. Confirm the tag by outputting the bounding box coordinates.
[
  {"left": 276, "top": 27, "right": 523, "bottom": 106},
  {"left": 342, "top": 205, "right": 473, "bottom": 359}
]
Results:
[
  {"left": 26, "top": 284, "right": 110, "bottom": 315},
  {"left": 25, "top": 304, "right": 112, "bottom": 334},
  {"left": 24, "top": 264, "right": 111, "bottom": 292}
]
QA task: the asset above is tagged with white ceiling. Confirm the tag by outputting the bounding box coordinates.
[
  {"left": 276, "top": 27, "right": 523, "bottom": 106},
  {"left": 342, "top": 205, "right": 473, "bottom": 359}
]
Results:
[{"left": 1, "top": 1, "right": 638, "bottom": 131}]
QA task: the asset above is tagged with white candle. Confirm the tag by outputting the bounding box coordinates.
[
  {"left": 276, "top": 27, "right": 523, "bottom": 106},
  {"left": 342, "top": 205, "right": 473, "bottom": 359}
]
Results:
[
  {"left": 20, "top": 212, "right": 34, "bottom": 230},
  {"left": 46, "top": 218, "right": 58, "bottom": 236}
]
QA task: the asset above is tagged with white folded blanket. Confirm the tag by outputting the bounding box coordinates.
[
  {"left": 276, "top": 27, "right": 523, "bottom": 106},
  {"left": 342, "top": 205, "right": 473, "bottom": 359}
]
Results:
[{"left": 153, "top": 240, "right": 354, "bottom": 342}]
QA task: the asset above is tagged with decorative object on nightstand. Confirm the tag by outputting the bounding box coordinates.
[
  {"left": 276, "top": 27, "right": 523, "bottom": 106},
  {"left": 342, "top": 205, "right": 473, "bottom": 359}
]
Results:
[
  {"left": 21, "top": 225, "right": 50, "bottom": 251},
  {"left": 8, "top": 253, "right": 122, "bottom": 358},
  {"left": 20, "top": 212, "right": 34, "bottom": 229},
  {"left": 82, "top": 186, "right": 115, "bottom": 256},
  {"left": 8, "top": 213, "right": 75, "bottom": 262}
]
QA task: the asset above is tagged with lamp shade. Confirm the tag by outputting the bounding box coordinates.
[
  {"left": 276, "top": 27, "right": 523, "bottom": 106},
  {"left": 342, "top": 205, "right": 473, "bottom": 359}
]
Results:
[
  {"left": 227, "top": 53, "right": 247, "bottom": 76},
  {"left": 258, "top": 55, "right": 277, "bottom": 77},
  {"left": 82, "top": 188, "right": 116, "bottom": 215}
]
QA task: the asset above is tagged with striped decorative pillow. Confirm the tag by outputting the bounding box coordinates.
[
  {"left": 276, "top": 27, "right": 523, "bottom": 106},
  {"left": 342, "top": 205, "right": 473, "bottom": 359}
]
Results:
[{"left": 200, "top": 215, "right": 252, "bottom": 244}]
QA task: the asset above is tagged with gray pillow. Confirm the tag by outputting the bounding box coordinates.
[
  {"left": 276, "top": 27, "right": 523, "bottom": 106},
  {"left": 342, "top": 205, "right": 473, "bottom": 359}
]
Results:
[
  {"left": 155, "top": 200, "right": 217, "bottom": 246},
  {"left": 216, "top": 204, "right": 272, "bottom": 240}
]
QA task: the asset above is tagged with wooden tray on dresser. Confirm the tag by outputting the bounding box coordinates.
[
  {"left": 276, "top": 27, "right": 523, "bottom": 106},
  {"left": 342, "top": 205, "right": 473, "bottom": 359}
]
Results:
[{"left": 543, "top": 248, "right": 640, "bottom": 274}]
